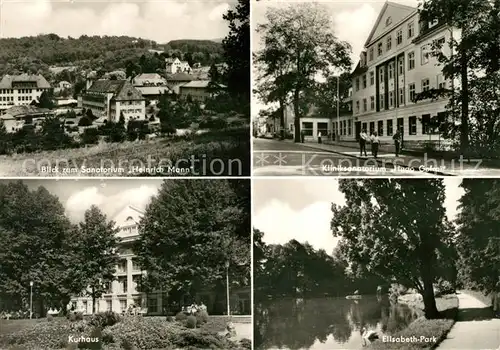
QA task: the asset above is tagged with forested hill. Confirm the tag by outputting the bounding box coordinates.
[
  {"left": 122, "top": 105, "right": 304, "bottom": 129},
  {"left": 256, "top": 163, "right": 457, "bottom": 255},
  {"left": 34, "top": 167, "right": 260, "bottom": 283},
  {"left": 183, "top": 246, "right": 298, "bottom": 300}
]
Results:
[{"left": 0, "top": 34, "right": 224, "bottom": 77}]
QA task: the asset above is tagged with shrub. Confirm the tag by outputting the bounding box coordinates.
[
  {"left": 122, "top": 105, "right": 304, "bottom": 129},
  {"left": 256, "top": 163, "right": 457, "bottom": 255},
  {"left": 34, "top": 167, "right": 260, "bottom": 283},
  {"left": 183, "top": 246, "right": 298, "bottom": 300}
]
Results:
[
  {"left": 77, "top": 327, "right": 102, "bottom": 349},
  {"left": 166, "top": 316, "right": 174, "bottom": 322},
  {"left": 195, "top": 310, "right": 209, "bottom": 324},
  {"left": 172, "top": 329, "right": 230, "bottom": 349},
  {"left": 69, "top": 312, "right": 77, "bottom": 322},
  {"left": 78, "top": 116, "right": 93, "bottom": 127},
  {"left": 89, "top": 311, "right": 121, "bottom": 329},
  {"left": 75, "top": 312, "right": 84, "bottom": 321},
  {"left": 240, "top": 338, "right": 252, "bottom": 350},
  {"left": 175, "top": 311, "right": 187, "bottom": 321},
  {"left": 435, "top": 279, "right": 455, "bottom": 297},
  {"left": 186, "top": 315, "right": 197, "bottom": 329},
  {"left": 47, "top": 314, "right": 54, "bottom": 322}
]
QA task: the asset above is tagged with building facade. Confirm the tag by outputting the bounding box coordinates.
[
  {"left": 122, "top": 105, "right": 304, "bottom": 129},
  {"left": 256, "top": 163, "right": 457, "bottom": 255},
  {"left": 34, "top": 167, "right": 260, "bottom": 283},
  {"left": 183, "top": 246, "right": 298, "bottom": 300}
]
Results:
[
  {"left": 350, "top": 1, "right": 458, "bottom": 147},
  {"left": 178, "top": 80, "right": 221, "bottom": 102},
  {"left": 0, "top": 74, "right": 52, "bottom": 114},
  {"left": 132, "top": 73, "right": 167, "bottom": 87},
  {"left": 82, "top": 80, "right": 146, "bottom": 123},
  {"left": 165, "top": 58, "right": 191, "bottom": 74}
]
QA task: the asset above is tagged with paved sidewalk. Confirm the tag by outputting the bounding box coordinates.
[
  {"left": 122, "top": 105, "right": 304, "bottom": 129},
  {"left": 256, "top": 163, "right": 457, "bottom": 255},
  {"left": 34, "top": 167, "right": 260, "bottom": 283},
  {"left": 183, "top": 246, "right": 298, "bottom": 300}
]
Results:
[
  {"left": 294, "top": 140, "right": 500, "bottom": 176},
  {"left": 438, "top": 292, "right": 500, "bottom": 350}
]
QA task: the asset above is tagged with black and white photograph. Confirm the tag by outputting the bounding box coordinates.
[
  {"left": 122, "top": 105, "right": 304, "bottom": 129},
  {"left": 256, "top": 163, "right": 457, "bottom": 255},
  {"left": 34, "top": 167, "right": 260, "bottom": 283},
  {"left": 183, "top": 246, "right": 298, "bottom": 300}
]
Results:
[
  {"left": 253, "top": 178, "right": 500, "bottom": 350},
  {"left": 252, "top": 0, "right": 500, "bottom": 176},
  {"left": 0, "top": 0, "right": 250, "bottom": 177},
  {"left": 0, "top": 178, "right": 251, "bottom": 349}
]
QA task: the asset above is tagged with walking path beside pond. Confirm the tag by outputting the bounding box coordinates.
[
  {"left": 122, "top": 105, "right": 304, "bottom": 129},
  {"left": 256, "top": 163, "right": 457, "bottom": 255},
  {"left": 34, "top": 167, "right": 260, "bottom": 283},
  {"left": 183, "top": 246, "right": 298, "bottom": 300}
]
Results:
[{"left": 438, "top": 292, "right": 500, "bottom": 350}]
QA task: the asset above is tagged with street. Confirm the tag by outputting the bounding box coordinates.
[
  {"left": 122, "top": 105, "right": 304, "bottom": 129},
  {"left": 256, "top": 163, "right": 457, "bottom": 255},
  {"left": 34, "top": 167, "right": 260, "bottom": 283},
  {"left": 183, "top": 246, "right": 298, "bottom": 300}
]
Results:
[{"left": 253, "top": 138, "right": 439, "bottom": 176}]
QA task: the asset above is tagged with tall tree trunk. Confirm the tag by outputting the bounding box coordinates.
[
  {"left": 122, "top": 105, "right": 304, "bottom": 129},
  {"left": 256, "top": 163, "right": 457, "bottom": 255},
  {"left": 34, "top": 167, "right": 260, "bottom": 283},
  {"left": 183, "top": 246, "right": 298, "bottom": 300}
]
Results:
[
  {"left": 460, "top": 50, "right": 470, "bottom": 157},
  {"left": 279, "top": 99, "right": 285, "bottom": 140},
  {"left": 421, "top": 269, "right": 439, "bottom": 319},
  {"left": 293, "top": 89, "right": 301, "bottom": 143},
  {"left": 92, "top": 288, "right": 96, "bottom": 314}
]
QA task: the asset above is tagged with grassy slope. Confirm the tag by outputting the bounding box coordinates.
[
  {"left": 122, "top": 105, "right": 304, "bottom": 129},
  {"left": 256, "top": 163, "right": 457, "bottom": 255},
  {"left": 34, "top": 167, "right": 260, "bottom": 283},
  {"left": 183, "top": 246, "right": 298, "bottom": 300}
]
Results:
[{"left": 368, "top": 294, "right": 459, "bottom": 350}]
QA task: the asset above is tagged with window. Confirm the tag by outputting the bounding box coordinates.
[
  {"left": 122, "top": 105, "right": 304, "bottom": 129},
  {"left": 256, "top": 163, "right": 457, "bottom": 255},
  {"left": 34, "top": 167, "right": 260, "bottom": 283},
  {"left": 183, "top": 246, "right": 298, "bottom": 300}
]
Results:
[
  {"left": 396, "top": 29, "right": 403, "bottom": 45},
  {"left": 356, "top": 101, "right": 360, "bottom": 113},
  {"left": 378, "top": 120, "right": 384, "bottom": 136},
  {"left": 369, "top": 48, "right": 374, "bottom": 61},
  {"left": 380, "top": 94, "right": 385, "bottom": 110},
  {"left": 389, "top": 91, "right": 394, "bottom": 107},
  {"left": 147, "top": 297, "right": 158, "bottom": 313},
  {"left": 386, "top": 17, "right": 392, "bottom": 26},
  {"left": 370, "top": 96, "right": 375, "bottom": 110},
  {"left": 397, "top": 117, "right": 404, "bottom": 135},
  {"left": 398, "top": 57, "right": 404, "bottom": 75},
  {"left": 408, "top": 22, "right": 415, "bottom": 38},
  {"left": 399, "top": 87, "right": 405, "bottom": 105},
  {"left": 362, "top": 122, "right": 367, "bottom": 131},
  {"left": 379, "top": 67, "right": 385, "bottom": 83},
  {"left": 378, "top": 42, "right": 383, "bottom": 56},
  {"left": 120, "top": 300, "right": 127, "bottom": 312},
  {"left": 356, "top": 78, "right": 360, "bottom": 91},
  {"left": 348, "top": 120, "right": 352, "bottom": 135},
  {"left": 302, "top": 122, "right": 313, "bottom": 136},
  {"left": 369, "top": 122, "right": 375, "bottom": 135},
  {"left": 363, "top": 98, "right": 367, "bottom": 112},
  {"left": 421, "top": 45, "right": 430, "bottom": 64},
  {"left": 422, "top": 114, "right": 432, "bottom": 134},
  {"left": 435, "top": 37, "right": 446, "bottom": 53},
  {"left": 387, "top": 36, "right": 392, "bottom": 51},
  {"left": 409, "top": 83, "right": 416, "bottom": 102},
  {"left": 362, "top": 74, "right": 367, "bottom": 89},
  {"left": 318, "top": 122, "right": 328, "bottom": 137},
  {"left": 387, "top": 119, "right": 394, "bottom": 136},
  {"left": 370, "top": 71, "right": 375, "bottom": 85},
  {"left": 429, "top": 19, "right": 438, "bottom": 28},
  {"left": 106, "top": 300, "right": 112, "bottom": 311},
  {"left": 422, "top": 78, "right": 430, "bottom": 91},
  {"left": 343, "top": 120, "right": 347, "bottom": 135},
  {"left": 409, "top": 116, "right": 417, "bottom": 135},
  {"left": 408, "top": 52, "right": 415, "bottom": 70},
  {"left": 388, "top": 62, "right": 394, "bottom": 79}
]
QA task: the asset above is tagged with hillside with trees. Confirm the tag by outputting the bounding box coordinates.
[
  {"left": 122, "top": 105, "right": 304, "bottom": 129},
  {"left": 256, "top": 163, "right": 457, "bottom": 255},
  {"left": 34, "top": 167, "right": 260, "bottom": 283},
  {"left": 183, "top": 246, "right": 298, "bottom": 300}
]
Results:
[{"left": 0, "top": 34, "right": 224, "bottom": 77}]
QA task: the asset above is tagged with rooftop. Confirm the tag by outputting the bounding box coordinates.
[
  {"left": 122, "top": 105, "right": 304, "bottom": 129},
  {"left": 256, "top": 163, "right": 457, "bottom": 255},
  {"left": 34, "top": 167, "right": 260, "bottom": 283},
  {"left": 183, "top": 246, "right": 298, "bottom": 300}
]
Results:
[
  {"left": 87, "top": 80, "right": 144, "bottom": 101},
  {"left": 0, "top": 74, "right": 51, "bottom": 89},
  {"left": 136, "top": 86, "right": 172, "bottom": 95},
  {"left": 0, "top": 105, "right": 51, "bottom": 119},
  {"left": 166, "top": 73, "right": 194, "bottom": 82},
  {"left": 134, "top": 73, "right": 164, "bottom": 81}
]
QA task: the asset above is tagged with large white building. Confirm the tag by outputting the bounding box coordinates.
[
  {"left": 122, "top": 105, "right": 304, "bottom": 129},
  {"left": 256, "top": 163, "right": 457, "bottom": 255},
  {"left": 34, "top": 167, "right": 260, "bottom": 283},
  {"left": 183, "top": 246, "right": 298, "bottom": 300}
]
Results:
[
  {"left": 82, "top": 80, "right": 146, "bottom": 122},
  {"left": 165, "top": 58, "right": 191, "bottom": 74},
  {"left": 350, "top": 1, "right": 458, "bottom": 147},
  {"left": 71, "top": 205, "right": 164, "bottom": 315},
  {"left": 0, "top": 74, "right": 52, "bottom": 114}
]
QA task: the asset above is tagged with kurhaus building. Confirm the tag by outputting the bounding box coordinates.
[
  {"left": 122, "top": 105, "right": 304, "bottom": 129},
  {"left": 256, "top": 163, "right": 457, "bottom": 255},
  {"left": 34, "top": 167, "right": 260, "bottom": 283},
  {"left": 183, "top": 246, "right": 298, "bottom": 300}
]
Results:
[
  {"left": 350, "top": 1, "right": 458, "bottom": 147},
  {"left": 0, "top": 74, "right": 52, "bottom": 114}
]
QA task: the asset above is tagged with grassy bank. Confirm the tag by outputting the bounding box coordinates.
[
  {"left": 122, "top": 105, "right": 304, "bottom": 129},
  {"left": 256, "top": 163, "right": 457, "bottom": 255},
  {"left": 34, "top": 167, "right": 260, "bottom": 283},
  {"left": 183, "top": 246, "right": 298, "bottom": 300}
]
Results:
[
  {"left": 0, "top": 315, "right": 251, "bottom": 350},
  {"left": 368, "top": 293, "right": 458, "bottom": 350},
  {"left": 0, "top": 126, "right": 250, "bottom": 177}
]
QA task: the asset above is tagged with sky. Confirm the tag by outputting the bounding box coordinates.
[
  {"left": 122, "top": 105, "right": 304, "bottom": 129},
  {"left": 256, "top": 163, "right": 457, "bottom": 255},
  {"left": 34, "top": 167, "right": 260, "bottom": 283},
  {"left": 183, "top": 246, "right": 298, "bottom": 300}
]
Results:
[
  {"left": 251, "top": 0, "right": 420, "bottom": 117},
  {"left": 5, "top": 179, "right": 164, "bottom": 223},
  {"left": 253, "top": 178, "right": 465, "bottom": 254},
  {"left": 0, "top": 0, "right": 233, "bottom": 42}
]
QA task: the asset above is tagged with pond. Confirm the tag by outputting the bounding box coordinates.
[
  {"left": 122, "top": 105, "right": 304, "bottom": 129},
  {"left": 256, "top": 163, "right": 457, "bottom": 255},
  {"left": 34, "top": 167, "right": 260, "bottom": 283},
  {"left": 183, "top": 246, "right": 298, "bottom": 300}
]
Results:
[{"left": 254, "top": 295, "right": 422, "bottom": 349}]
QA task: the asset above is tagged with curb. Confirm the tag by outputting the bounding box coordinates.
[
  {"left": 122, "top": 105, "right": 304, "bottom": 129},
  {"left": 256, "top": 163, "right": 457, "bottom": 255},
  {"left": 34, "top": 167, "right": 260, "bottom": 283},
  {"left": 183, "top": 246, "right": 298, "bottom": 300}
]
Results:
[{"left": 299, "top": 143, "right": 455, "bottom": 176}]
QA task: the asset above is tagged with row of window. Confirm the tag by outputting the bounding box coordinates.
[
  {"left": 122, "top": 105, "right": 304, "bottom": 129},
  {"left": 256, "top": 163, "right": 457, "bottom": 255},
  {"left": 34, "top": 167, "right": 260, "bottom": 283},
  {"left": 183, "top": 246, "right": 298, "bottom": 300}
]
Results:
[
  {"left": 355, "top": 77, "right": 446, "bottom": 114},
  {"left": 0, "top": 88, "right": 45, "bottom": 94},
  {"left": 355, "top": 37, "right": 446, "bottom": 92},
  {"left": 361, "top": 114, "right": 444, "bottom": 137}
]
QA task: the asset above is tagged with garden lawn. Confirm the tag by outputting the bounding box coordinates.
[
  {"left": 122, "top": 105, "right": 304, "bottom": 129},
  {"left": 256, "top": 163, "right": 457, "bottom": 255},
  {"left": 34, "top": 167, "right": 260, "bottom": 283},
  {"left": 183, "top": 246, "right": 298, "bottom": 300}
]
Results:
[
  {"left": 0, "top": 319, "right": 42, "bottom": 336},
  {"left": 0, "top": 315, "right": 251, "bottom": 350},
  {"left": 0, "top": 127, "right": 250, "bottom": 177},
  {"left": 368, "top": 294, "right": 459, "bottom": 350}
]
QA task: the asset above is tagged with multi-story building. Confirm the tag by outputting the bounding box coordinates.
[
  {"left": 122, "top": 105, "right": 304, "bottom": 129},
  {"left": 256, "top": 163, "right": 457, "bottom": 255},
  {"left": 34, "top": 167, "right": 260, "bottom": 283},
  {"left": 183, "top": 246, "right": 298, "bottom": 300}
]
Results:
[
  {"left": 82, "top": 80, "right": 146, "bottom": 122},
  {"left": 165, "top": 58, "right": 191, "bottom": 74},
  {"left": 350, "top": 1, "right": 458, "bottom": 147},
  {"left": 0, "top": 74, "right": 52, "bottom": 114},
  {"left": 132, "top": 73, "right": 167, "bottom": 87},
  {"left": 70, "top": 205, "right": 251, "bottom": 316},
  {"left": 178, "top": 80, "right": 224, "bottom": 102},
  {"left": 70, "top": 205, "right": 164, "bottom": 315}
]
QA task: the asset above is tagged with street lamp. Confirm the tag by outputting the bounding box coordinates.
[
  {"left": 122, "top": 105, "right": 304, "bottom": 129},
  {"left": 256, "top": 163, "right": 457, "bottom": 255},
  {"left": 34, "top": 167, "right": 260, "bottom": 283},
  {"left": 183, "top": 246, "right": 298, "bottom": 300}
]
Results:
[
  {"left": 29, "top": 281, "right": 33, "bottom": 319},
  {"left": 225, "top": 260, "right": 230, "bottom": 319}
]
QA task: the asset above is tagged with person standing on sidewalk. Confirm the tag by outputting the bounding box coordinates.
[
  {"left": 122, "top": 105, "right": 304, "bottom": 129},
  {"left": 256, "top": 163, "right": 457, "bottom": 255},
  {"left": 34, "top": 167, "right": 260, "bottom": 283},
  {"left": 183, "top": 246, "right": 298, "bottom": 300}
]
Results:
[
  {"left": 371, "top": 131, "right": 380, "bottom": 158},
  {"left": 393, "top": 129, "right": 402, "bottom": 157},
  {"left": 359, "top": 129, "right": 368, "bottom": 157},
  {"left": 300, "top": 129, "right": 305, "bottom": 143},
  {"left": 318, "top": 131, "right": 322, "bottom": 144}
]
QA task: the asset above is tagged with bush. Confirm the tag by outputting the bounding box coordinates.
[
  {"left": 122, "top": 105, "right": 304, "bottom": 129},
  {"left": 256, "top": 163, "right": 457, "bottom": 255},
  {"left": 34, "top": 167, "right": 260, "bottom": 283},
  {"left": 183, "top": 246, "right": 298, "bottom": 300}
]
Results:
[
  {"left": 89, "top": 311, "right": 121, "bottom": 329},
  {"left": 195, "top": 310, "right": 209, "bottom": 324},
  {"left": 166, "top": 316, "right": 174, "bottom": 322},
  {"left": 78, "top": 116, "right": 93, "bottom": 127},
  {"left": 175, "top": 311, "right": 187, "bottom": 321},
  {"left": 77, "top": 327, "right": 102, "bottom": 349},
  {"left": 47, "top": 314, "right": 53, "bottom": 322},
  {"left": 75, "top": 312, "right": 84, "bottom": 321},
  {"left": 68, "top": 312, "right": 77, "bottom": 322},
  {"left": 435, "top": 279, "right": 455, "bottom": 297},
  {"left": 240, "top": 338, "right": 252, "bottom": 350},
  {"left": 186, "top": 315, "right": 197, "bottom": 329},
  {"left": 81, "top": 128, "right": 99, "bottom": 145}
]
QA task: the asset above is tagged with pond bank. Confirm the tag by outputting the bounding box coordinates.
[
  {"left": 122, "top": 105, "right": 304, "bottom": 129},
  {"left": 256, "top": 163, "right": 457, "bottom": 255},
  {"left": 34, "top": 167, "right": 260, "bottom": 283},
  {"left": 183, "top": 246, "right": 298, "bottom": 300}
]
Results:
[{"left": 367, "top": 293, "right": 458, "bottom": 350}]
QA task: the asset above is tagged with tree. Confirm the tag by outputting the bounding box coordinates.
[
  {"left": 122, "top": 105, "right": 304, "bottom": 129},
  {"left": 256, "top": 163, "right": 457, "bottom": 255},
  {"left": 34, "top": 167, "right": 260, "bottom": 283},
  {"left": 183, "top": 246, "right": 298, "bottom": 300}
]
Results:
[
  {"left": 222, "top": 0, "right": 250, "bottom": 114},
  {"left": 37, "top": 90, "right": 55, "bottom": 109},
  {"left": 134, "top": 180, "right": 250, "bottom": 308},
  {"left": 455, "top": 179, "right": 500, "bottom": 294},
  {"left": 0, "top": 182, "right": 82, "bottom": 316},
  {"left": 418, "top": 0, "right": 498, "bottom": 155},
  {"left": 255, "top": 3, "right": 352, "bottom": 142},
  {"left": 330, "top": 179, "right": 454, "bottom": 319},
  {"left": 76, "top": 205, "right": 120, "bottom": 313}
]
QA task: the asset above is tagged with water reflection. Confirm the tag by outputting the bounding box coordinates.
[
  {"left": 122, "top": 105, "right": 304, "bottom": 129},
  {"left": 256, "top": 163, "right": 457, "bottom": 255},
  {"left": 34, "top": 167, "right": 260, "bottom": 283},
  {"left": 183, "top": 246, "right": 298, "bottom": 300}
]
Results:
[{"left": 254, "top": 295, "right": 422, "bottom": 349}]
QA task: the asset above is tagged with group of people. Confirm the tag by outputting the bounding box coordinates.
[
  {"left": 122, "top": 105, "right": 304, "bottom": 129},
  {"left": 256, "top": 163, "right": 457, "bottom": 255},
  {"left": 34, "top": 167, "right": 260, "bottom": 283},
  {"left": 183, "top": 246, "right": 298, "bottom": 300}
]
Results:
[
  {"left": 183, "top": 302, "right": 207, "bottom": 315},
  {"left": 359, "top": 129, "right": 402, "bottom": 158}
]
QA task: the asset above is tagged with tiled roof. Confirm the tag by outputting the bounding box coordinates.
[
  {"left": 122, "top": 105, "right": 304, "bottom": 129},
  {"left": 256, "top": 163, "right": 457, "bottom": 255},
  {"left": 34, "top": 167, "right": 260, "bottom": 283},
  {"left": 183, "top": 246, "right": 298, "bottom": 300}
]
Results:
[
  {"left": 0, "top": 74, "right": 51, "bottom": 89},
  {"left": 0, "top": 105, "right": 51, "bottom": 119},
  {"left": 180, "top": 81, "right": 226, "bottom": 89},
  {"left": 87, "top": 80, "right": 144, "bottom": 101},
  {"left": 166, "top": 73, "right": 194, "bottom": 82},
  {"left": 134, "top": 73, "right": 163, "bottom": 81},
  {"left": 136, "top": 86, "right": 172, "bottom": 96}
]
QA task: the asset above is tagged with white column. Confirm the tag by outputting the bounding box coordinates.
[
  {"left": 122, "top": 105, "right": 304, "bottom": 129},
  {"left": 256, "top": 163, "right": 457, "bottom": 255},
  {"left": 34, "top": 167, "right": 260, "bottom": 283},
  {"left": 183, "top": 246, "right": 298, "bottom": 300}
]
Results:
[{"left": 126, "top": 258, "right": 133, "bottom": 302}]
